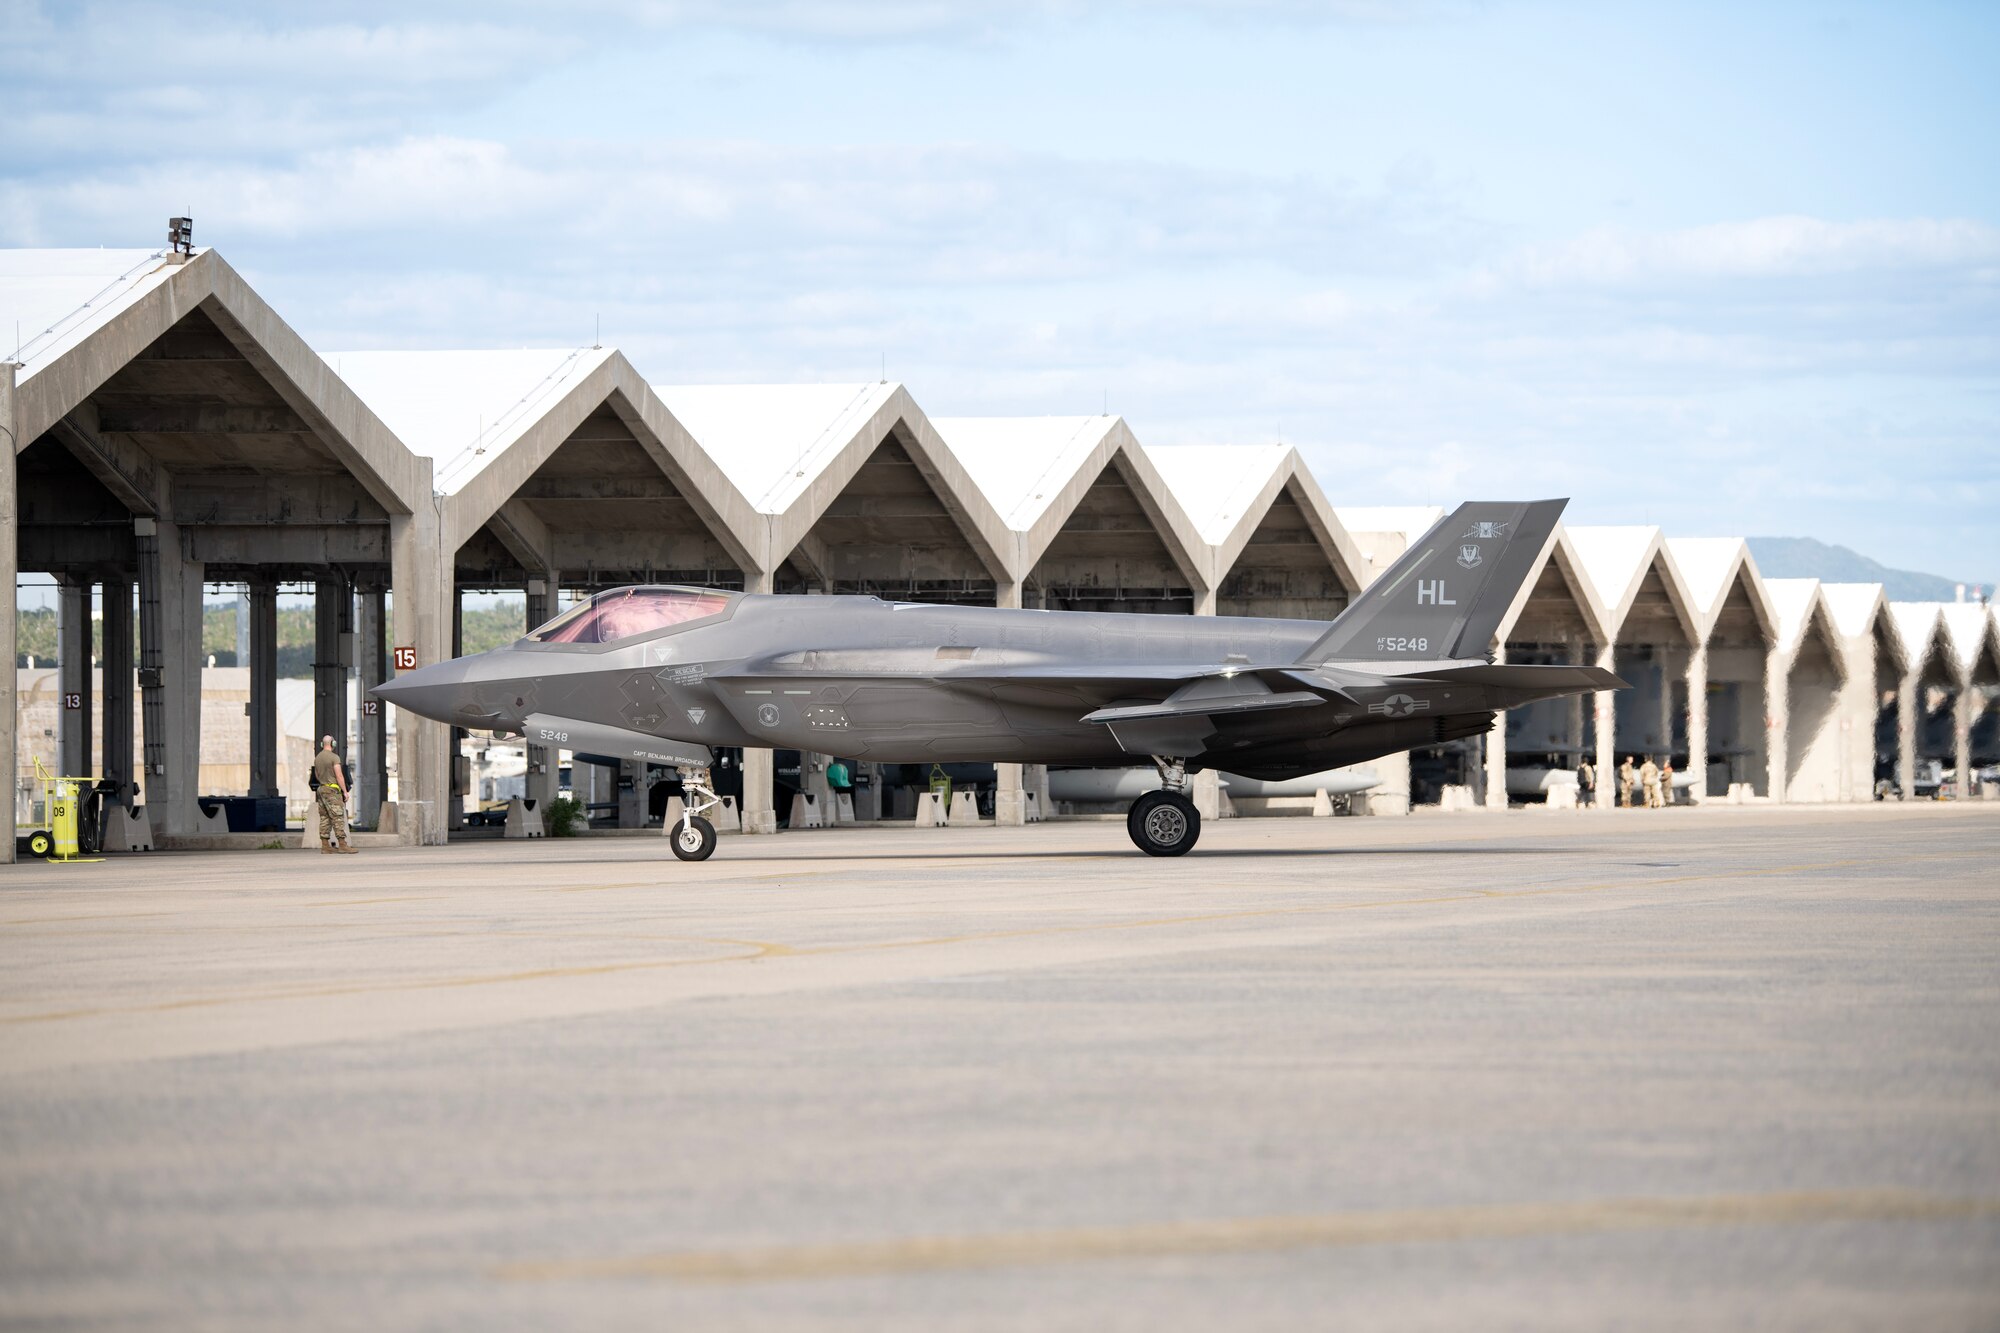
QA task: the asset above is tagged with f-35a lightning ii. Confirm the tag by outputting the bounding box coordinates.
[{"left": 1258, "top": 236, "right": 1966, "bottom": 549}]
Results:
[{"left": 374, "top": 498, "right": 1624, "bottom": 860}]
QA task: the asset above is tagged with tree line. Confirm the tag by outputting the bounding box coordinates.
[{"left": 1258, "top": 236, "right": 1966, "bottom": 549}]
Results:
[{"left": 14, "top": 602, "right": 532, "bottom": 674}]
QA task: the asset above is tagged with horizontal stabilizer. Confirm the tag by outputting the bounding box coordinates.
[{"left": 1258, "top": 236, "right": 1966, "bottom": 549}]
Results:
[
  {"left": 1400, "top": 663, "right": 1626, "bottom": 691},
  {"left": 1082, "top": 690, "right": 1325, "bottom": 725}
]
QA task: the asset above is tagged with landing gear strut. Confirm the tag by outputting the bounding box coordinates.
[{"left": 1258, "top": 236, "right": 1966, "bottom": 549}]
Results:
[
  {"left": 670, "top": 764, "right": 722, "bottom": 862},
  {"left": 1127, "top": 755, "right": 1201, "bottom": 857}
]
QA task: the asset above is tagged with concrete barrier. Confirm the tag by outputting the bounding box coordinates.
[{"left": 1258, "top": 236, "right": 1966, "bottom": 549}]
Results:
[
  {"left": 1438, "top": 785, "right": 1479, "bottom": 812},
  {"left": 1545, "top": 784, "right": 1579, "bottom": 811},
  {"left": 504, "top": 796, "right": 544, "bottom": 839},
  {"left": 1022, "top": 790, "right": 1044, "bottom": 823},
  {"left": 101, "top": 805, "right": 153, "bottom": 852},
  {"left": 833, "top": 792, "right": 856, "bottom": 824},
  {"left": 914, "top": 791, "right": 948, "bottom": 827},
  {"left": 1311, "top": 788, "right": 1336, "bottom": 818},
  {"left": 382, "top": 800, "right": 443, "bottom": 845},
  {"left": 948, "top": 789, "right": 982, "bottom": 827},
  {"left": 789, "top": 792, "right": 823, "bottom": 829}
]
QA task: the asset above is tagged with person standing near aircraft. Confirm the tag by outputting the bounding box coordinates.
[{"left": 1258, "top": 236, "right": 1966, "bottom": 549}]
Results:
[
  {"left": 1660, "top": 758, "right": 1676, "bottom": 807},
  {"left": 313, "top": 736, "right": 357, "bottom": 854},
  {"left": 1578, "top": 757, "right": 1595, "bottom": 808},
  {"left": 1640, "top": 755, "right": 1663, "bottom": 809},
  {"left": 1619, "top": 756, "right": 1637, "bottom": 808}
]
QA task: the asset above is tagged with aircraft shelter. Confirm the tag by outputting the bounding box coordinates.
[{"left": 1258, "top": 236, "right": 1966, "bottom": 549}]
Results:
[{"left": 4, "top": 243, "right": 1996, "bottom": 857}]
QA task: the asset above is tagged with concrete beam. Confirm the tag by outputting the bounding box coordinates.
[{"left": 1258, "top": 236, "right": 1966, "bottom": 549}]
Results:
[
  {"left": 50, "top": 406, "right": 163, "bottom": 517},
  {"left": 94, "top": 403, "right": 312, "bottom": 434},
  {"left": 486, "top": 499, "right": 555, "bottom": 577},
  {"left": 786, "top": 531, "right": 837, "bottom": 592},
  {"left": 184, "top": 524, "right": 389, "bottom": 568},
  {"left": 171, "top": 474, "right": 385, "bottom": 526},
  {"left": 17, "top": 523, "right": 136, "bottom": 572}
]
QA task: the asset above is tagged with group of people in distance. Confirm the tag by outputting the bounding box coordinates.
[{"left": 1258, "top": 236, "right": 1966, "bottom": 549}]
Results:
[{"left": 1576, "top": 754, "right": 1677, "bottom": 808}]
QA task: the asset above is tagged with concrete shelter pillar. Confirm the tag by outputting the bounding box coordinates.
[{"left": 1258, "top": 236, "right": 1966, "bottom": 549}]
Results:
[
  {"left": 136, "top": 517, "right": 204, "bottom": 835},
  {"left": 1896, "top": 674, "right": 1918, "bottom": 800},
  {"left": 389, "top": 507, "right": 450, "bottom": 829},
  {"left": 524, "top": 576, "right": 560, "bottom": 814},
  {"left": 620, "top": 759, "right": 646, "bottom": 828},
  {"left": 448, "top": 586, "right": 466, "bottom": 831},
  {"left": 1593, "top": 641, "right": 1618, "bottom": 812},
  {"left": 100, "top": 577, "right": 134, "bottom": 809},
  {"left": 1485, "top": 643, "right": 1508, "bottom": 810},
  {"left": 0, "top": 362, "right": 14, "bottom": 862},
  {"left": 740, "top": 569, "right": 778, "bottom": 834},
  {"left": 57, "top": 578, "right": 92, "bottom": 777},
  {"left": 247, "top": 580, "right": 278, "bottom": 798},
  {"left": 355, "top": 582, "right": 386, "bottom": 826},
  {"left": 993, "top": 579, "right": 1027, "bottom": 826},
  {"left": 313, "top": 576, "right": 350, "bottom": 763},
  {"left": 1190, "top": 582, "right": 1221, "bottom": 819},
  {"left": 1954, "top": 683, "right": 1975, "bottom": 800},
  {"left": 1685, "top": 641, "right": 1709, "bottom": 804},
  {"left": 1765, "top": 644, "right": 1788, "bottom": 803}
]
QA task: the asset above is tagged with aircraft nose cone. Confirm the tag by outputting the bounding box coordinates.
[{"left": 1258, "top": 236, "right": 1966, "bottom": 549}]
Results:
[{"left": 371, "top": 658, "right": 482, "bottom": 725}]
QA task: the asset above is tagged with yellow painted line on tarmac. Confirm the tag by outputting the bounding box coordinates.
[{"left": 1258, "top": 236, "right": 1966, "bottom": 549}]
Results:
[
  {"left": 302, "top": 895, "right": 452, "bottom": 908},
  {"left": 0, "top": 938, "right": 776, "bottom": 1025},
  {"left": 0, "top": 849, "right": 1955, "bottom": 1025},
  {"left": 496, "top": 1189, "right": 2000, "bottom": 1284}
]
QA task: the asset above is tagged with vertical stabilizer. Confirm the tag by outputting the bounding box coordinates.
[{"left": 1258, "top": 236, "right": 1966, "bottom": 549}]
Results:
[{"left": 1299, "top": 499, "right": 1566, "bottom": 663}]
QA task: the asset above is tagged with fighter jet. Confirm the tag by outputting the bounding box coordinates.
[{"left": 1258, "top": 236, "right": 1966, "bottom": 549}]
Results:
[{"left": 374, "top": 498, "right": 1624, "bottom": 860}]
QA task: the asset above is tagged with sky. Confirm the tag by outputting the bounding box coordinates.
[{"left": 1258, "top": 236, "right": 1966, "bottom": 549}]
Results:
[{"left": 3, "top": 0, "right": 1995, "bottom": 586}]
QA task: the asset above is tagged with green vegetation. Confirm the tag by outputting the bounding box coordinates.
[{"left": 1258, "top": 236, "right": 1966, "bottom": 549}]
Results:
[
  {"left": 15, "top": 599, "right": 531, "bottom": 674},
  {"left": 543, "top": 795, "right": 584, "bottom": 837}
]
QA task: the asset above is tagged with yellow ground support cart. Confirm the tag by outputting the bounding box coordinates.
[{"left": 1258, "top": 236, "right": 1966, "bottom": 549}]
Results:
[{"left": 21, "top": 757, "right": 105, "bottom": 863}]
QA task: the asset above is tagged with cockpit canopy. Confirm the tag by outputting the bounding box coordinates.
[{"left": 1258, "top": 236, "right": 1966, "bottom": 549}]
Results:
[{"left": 528, "top": 586, "right": 735, "bottom": 645}]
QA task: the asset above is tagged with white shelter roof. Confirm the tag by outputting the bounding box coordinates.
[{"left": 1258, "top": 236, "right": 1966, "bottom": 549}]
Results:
[
  {"left": 1146, "top": 444, "right": 1292, "bottom": 546},
  {"left": 652, "top": 382, "right": 900, "bottom": 515},
  {"left": 332, "top": 347, "right": 615, "bottom": 496},
  {"left": 1663, "top": 538, "right": 1744, "bottom": 619},
  {"left": 1565, "top": 525, "right": 1659, "bottom": 613},
  {"left": 1940, "top": 603, "right": 1999, "bottom": 679},
  {"left": 1761, "top": 578, "right": 1824, "bottom": 658},
  {"left": 1889, "top": 603, "right": 1952, "bottom": 678},
  {"left": 931, "top": 415, "right": 1119, "bottom": 532},
  {"left": 0, "top": 248, "right": 189, "bottom": 382},
  {"left": 1820, "top": 583, "right": 1890, "bottom": 640}
]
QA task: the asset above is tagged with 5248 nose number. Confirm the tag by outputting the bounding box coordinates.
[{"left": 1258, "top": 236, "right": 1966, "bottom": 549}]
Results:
[{"left": 1374, "top": 637, "right": 1429, "bottom": 653}]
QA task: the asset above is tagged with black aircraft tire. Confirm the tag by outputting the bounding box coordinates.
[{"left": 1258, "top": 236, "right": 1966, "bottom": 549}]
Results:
[
  {"left": 669, "top": 815, "right": 718, "bottom": 862},
  {"left": 26, "top": 829, "right": 53, "bottom": 859},
  {"left": 1127, "top": 791, "right": 1200, "bottom": 857}
]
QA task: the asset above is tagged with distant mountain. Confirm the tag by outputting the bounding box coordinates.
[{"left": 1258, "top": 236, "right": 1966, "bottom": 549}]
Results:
[{"left": 1746, "top": 538, "right": 1981, "bottom": 603}]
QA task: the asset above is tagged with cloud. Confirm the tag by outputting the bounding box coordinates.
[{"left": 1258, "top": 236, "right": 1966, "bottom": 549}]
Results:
[{"left": 1486, "top": 216, "right": 2000, "bottom": 288}]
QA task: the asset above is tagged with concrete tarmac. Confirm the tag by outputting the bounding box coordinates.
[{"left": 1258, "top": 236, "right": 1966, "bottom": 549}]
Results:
[{"left": 2, "top": 804, "right": 1997, "bottom": 1330}]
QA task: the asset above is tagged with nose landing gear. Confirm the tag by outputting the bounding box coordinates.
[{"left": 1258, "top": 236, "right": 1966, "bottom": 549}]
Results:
[
  {"left": 670, "top": 764, "right": 723, "bottom": 862},
  {"left": 1127, "top": 755, "right": 1201, "bottom": 857}
]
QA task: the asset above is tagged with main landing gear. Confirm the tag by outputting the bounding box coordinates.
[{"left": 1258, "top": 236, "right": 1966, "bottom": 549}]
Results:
[
  {"left": 1127, "top": 756, "right": 1200, "bottom": 857},
  {"left": 670, "top": 764, "right": 722, "bottom": 862}
]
